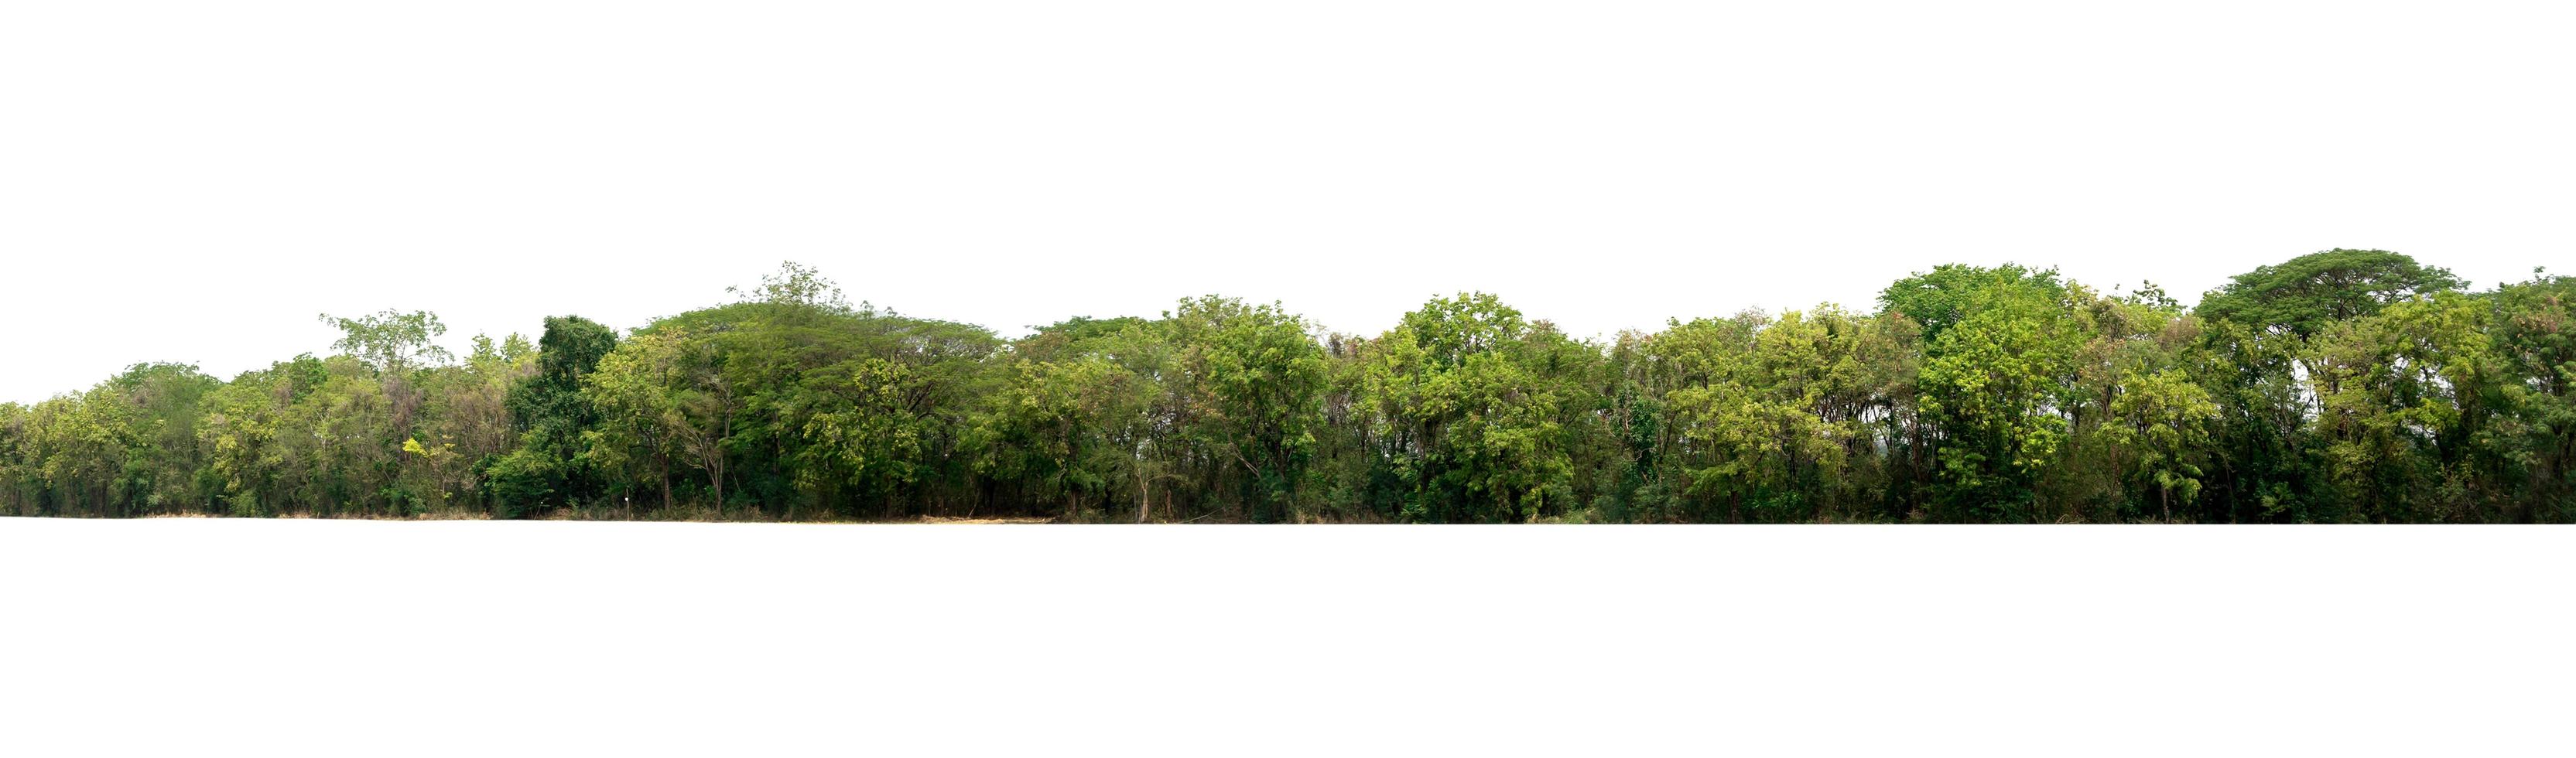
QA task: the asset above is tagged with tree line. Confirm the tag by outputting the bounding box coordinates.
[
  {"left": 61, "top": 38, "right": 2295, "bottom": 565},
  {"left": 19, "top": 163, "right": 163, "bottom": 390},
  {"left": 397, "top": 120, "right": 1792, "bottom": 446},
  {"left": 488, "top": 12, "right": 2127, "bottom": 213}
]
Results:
[{"left": 4, "top": 250, "right": 2571, "bottom": 523}]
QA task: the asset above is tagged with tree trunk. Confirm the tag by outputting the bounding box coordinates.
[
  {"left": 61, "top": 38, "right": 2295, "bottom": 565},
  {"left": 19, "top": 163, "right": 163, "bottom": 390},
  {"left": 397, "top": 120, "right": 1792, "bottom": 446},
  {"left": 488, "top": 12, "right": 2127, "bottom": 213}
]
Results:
[
  {"left": 658, "top": 456, "right": 673, "bottom": 511},
  {"left": 710, "top": 459, "right": 725, "bottom": 519}
]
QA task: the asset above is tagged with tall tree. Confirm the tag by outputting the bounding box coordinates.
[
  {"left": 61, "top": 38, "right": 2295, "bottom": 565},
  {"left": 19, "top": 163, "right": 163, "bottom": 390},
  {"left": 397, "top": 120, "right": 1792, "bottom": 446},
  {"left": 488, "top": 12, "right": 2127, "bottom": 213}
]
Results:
[
  {"left": 1352, "top": 293, "right": 1581, "bottom": 523},
  {"left": 2195, "top": 249, "right": 2465, "bottom": 339},
  {"left": 2481, "top": 271, "right": 2576, "bottom": 521},
  {"left": 1163, "top": 296, "right": 1328, "bottom": 523},
  {"left": 2307, "top": 292, "right": 2494, "bottom": 521},
  {"left": 488, "top": 316, "right": 616, "bottom": 517},
  {"left": 586, "top": 328, "right": 738, "bottom": 516},
  {"left": 1910, "top": 275, "right": 2085, "bottom": 522},
  {"left": 319, "top": 310, "right": 454, "bottom": 374}
]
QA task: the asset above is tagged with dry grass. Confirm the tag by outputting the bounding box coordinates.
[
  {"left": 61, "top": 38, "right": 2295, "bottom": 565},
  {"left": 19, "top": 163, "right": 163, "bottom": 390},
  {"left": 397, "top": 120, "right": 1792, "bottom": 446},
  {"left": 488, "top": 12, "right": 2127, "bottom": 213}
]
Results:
[
  {"left": 913, "top": 516, "right": 1054, "bottom": 524},
  {"left": 139, "top": 510, "right": 489, "bottom": 521}
]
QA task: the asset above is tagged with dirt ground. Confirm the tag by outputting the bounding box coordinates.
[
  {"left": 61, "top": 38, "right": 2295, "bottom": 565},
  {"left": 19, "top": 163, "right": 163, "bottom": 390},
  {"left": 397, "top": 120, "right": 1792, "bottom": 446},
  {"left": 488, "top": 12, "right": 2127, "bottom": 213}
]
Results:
[{"left": 131, "top": 512, "right": 1055, "bottom": 524}]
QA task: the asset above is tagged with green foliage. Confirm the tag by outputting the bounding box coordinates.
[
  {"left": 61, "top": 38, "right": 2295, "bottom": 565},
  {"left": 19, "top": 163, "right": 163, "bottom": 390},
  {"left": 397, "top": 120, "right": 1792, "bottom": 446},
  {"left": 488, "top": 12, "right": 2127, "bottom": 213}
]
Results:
[
  {"left": 7, "top": 254, "right": 2572, "bottom": 523},
  {"left": 2195, "top": 249, "right": 2465, "bottom": 339},
  {"left": 2307, "top": 292, "right": 2493, "bottom": 520},
  {"left": 1344, "top": 293, "right": 1585, "bottom": 523},
  {"left": 805, "top": 357, "right": 936, "bottom": 513},
  {"left": 2476, "top": 273, "right": 2576, "bottom": 519},
  {"left": 494, "top": 316, "right": 614, "bottom": 517},
  {"left": 1657, "top": 307, "right": 1909, "bottom": 522},
  {"left": 1916, "top": 278, "right": 2086, "bottom": 522},
  {"left": 1879, "top": 263, "right": 2065, "bottom": 343},
  {"left": 319, "top": 310, "right": 453, "bottom": 373},
  {"left": 1163, "top": 296, "right": 1329, "bottom": 522}
]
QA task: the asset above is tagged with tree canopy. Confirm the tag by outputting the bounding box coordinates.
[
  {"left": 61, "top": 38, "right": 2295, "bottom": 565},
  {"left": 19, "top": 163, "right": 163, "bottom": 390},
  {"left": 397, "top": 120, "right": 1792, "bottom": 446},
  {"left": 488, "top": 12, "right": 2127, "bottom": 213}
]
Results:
[
  {"left": 6, "top": 253, "right": 2571, "bottom": 523},
  {"left": 2194, "top": 248, "right": 2466, "bottom": 338}
]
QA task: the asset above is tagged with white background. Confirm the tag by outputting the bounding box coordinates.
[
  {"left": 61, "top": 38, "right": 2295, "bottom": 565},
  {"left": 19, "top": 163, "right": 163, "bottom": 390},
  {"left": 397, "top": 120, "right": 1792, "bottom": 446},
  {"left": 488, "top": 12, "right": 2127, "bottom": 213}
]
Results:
[
  {"left": 5, "top": 2, "right": 2574, "bottom": 755},
  {"left": 5, "top": 1, "right": 2574, "bottom": 402},
  {"left": 3, "top": 519, "right": 2571, "bottom": 757}
]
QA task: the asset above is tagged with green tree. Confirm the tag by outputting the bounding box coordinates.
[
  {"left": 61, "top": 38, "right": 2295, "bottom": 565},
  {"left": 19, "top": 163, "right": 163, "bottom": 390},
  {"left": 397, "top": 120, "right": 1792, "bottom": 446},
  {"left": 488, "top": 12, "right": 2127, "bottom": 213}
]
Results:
[
  {"left": 1659, "top": 306, "right": 1907, "bottom": 522},
  {"left": 1351, "top": 293, "right": 1581, "bottom": 523},
  {"left": 2100, "top": 367, "right": 2220, "bottom": 521},
  {"left": 974, "top": 357, "right": 1133, "bottom": 521},
  {"left": 1911, "top": 277, "right": 2086, "bottom": 522},
  {"left": 1163, "top": 296, "right": 1328, "bottom": 523},
  {"left": 2480, "top": 271, "right": 2576, "bottom": 520},
  {"left": 585, "top": 328, "right": 738, "bottom": 516},
  {"left": 2196, "top": 249, "right": 2465, "bottom": 340},
  {"left": 0, "top": 402, "right": 30, "bottom": 515},
  {"left": 490, "top": 316, "right": 616, "bottom": 517},
  {"left": 319, "top": 310, "right": 454, "bottom": 373},
  {"left": 2307, "top": 292, "right": 2494, "bottom": 521},
  {"left": 1879, "top": 263, "right": 2065, "bottom": 343},
  {"left": 803, "top": 357, "right": 937, "bottom": 517}
]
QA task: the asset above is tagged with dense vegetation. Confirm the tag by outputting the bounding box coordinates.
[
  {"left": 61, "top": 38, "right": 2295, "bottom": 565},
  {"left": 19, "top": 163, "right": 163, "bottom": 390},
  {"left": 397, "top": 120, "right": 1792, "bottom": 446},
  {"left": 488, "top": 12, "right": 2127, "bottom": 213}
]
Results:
[{"left": 5, "top": 251, "right": 2571, "bottom": 523}]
